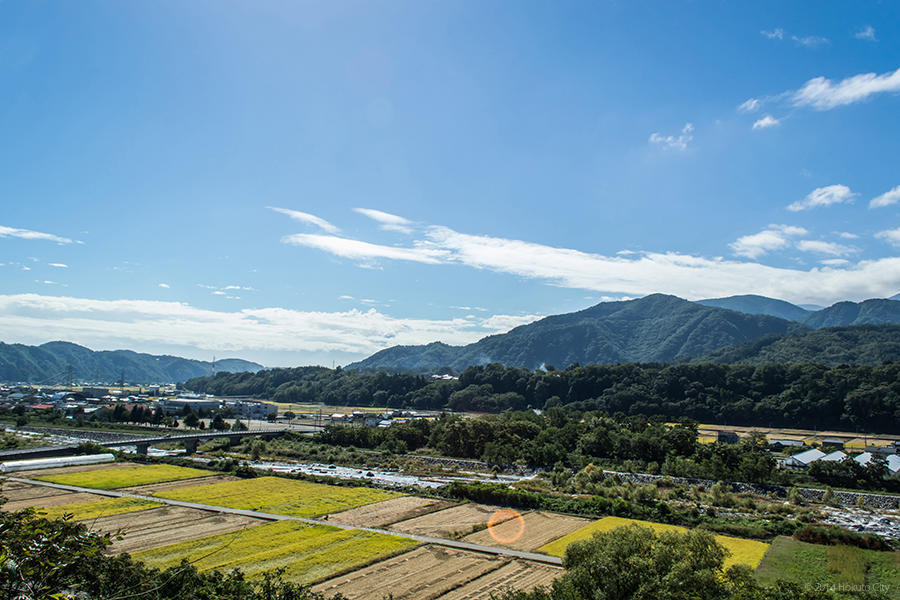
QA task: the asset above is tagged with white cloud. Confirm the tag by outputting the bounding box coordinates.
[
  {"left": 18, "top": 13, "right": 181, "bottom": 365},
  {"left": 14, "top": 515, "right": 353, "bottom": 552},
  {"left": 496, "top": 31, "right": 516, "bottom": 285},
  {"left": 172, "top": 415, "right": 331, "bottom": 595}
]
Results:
[
  {"left": 0, "top": 225, "right": 75, "bottom": 244},
  {"left": 788, "top": 185, "right": 855, "bottom": 211},
  {"left": 158, "top": 283, "right": 170, "bottom": 289},
  {"left": 338, "top": 295, "right": 354, "bottom": 300},
  {"left": 792, "top": 35, "right": 829, "bottom": 47},
  {"left": 752, "top": 115, "right": 780, "bottom": 129},
  {"left": 738, "top": 98, "right": 760, "bottom": 113},
  {"left": 793, "top": 67, "right": 900, "bottom": 110},
  {"left": 42, "top": 280, "right": 57, "bottom": 285},
  {"left": 795, "top": 240, "right": 856, "bottom": 256},
  {"left": 212, "top": 291, "right": 226, "bottom": 296},
  {"left": 820, "top": 259, "right": 849, "bottom": 266},
  {"left": 837, "top": 232, "right": 859, "bottom": 239},
  {"left": 282, "top": 233, "right": 449, "bottom": 264},
  {"left": 21, "top": 266, "right": 31, "bottom": 271},
  {"left": 268, "top": 207, "right": 339, "bottom": 234},
  {"left": 876, "top": 227, "right": 900, "bottom": 246},
  {"left": 729, "top": 225, "right": 807, "bottom": 258},
  {"left": 649, "top": 123, "right": 694, "bottom": 151},
  {"left": 870, "top": 185, "right": 900, "bottom": 209},
  {"left": 49, "top": 263, "right": 68, "bottom": 268},
  {"left": 854, "top": 26, "right": 876, "bottom": 42},
  {"left": 354, "top": 208, "right": 415, "bottom": 234},
  {"left": 761, "top": 29, "right": 784, "bottom": 40},
  {"left": 0, "top": 294, "right": 536, "bottom": 357}
]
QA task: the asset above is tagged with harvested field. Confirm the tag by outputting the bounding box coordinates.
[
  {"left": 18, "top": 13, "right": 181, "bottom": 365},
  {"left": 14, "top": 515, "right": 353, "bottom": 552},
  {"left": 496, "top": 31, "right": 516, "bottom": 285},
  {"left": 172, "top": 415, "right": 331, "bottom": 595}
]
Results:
[
  {"left": 33, "top": 464, "right": 213, "bottom": 489},
  {"left": 439, "top": 560, "right": 562, "bottom": 600},
  {"left": 155, "top": 476, "right": 403, "bottom": 518},
  {"left": 539, "top": 516, "right": 770, "bottom": 569},
  {"left": 117, "top": 474, "right": 238, "bottom": 495},
  {"left": 462, "top": 511, "right": 591, "bottom": 552},
  {"left": 39, "top": 496, "right": 163, "bottom": 521},
  {"left": 312, "top": 545, "right": 506, "bottom": 599},
  {"left": 0, "top": 480, "right": 97, "bottom": 509},
  {"left": 327, "top": 496, "right": 456, "bottom": 528},
  {"left": 134, "top": 519, "right": 418, "bottom": 584},
  {"left": 84, "top": 505, "right": 263, "bottom": 554},
  {"left": 389, "top": 503, "right": 517, "bottom": 539},
  {"left": 6, "top": 490, "right": 106, "bottom": 512}
]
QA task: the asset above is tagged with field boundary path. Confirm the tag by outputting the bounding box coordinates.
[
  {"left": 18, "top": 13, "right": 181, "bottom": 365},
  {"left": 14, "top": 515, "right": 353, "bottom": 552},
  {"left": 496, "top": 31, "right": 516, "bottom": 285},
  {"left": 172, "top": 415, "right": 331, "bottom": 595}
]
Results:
[{"left": 5, "top": 476, "right": 562, "bottom": 566}]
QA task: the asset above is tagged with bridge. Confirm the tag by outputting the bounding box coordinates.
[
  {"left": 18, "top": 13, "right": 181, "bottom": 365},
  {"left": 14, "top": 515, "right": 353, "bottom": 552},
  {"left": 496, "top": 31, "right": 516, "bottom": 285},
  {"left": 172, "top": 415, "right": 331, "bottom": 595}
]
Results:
[{"left": 0, "top": 426, "right": 319, "bottom": 461}]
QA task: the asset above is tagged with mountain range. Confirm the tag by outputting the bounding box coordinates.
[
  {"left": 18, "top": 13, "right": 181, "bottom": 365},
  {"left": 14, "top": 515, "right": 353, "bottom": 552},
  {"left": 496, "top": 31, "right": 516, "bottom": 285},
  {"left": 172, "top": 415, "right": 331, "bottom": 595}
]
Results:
[
  {"left": 0, "top": 341, "right": 263, "bottom": 385},
  {"left": 348, "top": 293, "right": 900, "bottom": 372}
]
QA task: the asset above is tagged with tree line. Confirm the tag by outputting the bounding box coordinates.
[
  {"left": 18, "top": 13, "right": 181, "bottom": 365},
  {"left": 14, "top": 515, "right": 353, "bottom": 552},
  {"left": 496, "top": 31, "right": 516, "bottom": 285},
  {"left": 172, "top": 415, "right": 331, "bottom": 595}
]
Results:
[{"left": 184, "top": 361, "right": 900, "bottom": 433}]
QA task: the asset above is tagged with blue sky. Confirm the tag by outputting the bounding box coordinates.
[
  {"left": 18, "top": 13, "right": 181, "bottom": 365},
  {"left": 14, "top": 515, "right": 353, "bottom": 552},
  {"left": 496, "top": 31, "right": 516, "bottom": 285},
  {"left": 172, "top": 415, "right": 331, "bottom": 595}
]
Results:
[{"left": 2, "top": 1, "right": 900, "bottom": 367}]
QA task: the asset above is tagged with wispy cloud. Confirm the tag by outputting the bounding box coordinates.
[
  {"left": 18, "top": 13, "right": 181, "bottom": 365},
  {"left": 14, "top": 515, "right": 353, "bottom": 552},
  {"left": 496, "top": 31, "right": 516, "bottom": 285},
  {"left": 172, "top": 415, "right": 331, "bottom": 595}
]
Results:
[
  {"left": 282, "top": 233, "right": 448, "bottom": 264},
  {"left": 870, "top": 185, "right": 900, "bottom": 209},
  {"left": 876, "top": 227, "right": 900, "bottom": 247},
  {"left": 854, "top": 25, "right": 877, "bottom": 42},
  {"left": 649, "top": 123, "right": 694, "bottom": 150},
  {"left": 730, "top": 225, "right": 807, "bottom": 258},
  {"left": 354, "top": 208, "right": 415, "bottom": 234},
  {"left": 792, "top": 35, "right": 829, "bottom": 48},
  {"left": 793, "top": 67, "right": 900, "bottom": 110},
  {"left": 268, "top": 207, "right": 339, "bottom": 234},
  {"left": 761, "top": 28, "right": 784, "bottom": 40},
  {"left": 752, "top": 115, "right": 780, "bottom": 129},
  {"left": 795, "top": 240, "right": 857, "bottom": 256},
  {"left": 0, "top": 225, "right": 75, "bottom": 244},
  {"left": 48, "top": 263, "right": 68, "bottom": 268},
  {"left": 787, "top": 185, "right": 855, "bottom": 212},
  {"left": 837, "top": 232, "right": 859, "bottom": 240},
  {"left": 158, "top": 283, "right": 170, "bottom": 289},
  {"left": 738, "top": 98, "right": 760, "bottom": 113},
  {"left": 0, "top": 294, "right": 537, "bottom": 357}
]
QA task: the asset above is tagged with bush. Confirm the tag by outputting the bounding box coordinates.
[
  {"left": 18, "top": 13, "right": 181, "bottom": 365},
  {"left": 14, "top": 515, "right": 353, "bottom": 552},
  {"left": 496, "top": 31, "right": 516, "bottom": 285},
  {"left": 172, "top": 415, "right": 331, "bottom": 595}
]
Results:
[{"left": 793, "top": 525, "right": 893, "bottom": 551}]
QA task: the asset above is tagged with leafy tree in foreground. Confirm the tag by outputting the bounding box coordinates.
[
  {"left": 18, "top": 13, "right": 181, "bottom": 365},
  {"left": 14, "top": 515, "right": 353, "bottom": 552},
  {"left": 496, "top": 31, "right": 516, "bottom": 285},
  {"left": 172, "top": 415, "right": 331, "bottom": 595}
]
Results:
[
  {"left": 493, "top": 525, "right": 876, "bottom": 600},
  {"left": 0, "top": 502, "right": 343, "bottom": 600}
]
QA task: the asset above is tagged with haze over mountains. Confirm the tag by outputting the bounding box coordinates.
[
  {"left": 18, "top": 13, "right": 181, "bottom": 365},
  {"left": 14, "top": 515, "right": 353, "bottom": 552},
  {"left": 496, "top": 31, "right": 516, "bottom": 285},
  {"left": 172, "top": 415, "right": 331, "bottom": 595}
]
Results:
[
  {"left": 0, "top": 341, "right": 263, "bottom": 384},
  {"left": 2, "top": 293, "right": 899, "bottom": 383},
  {"left": 349, "top": 294, "right": 900, "bottom": 372}
]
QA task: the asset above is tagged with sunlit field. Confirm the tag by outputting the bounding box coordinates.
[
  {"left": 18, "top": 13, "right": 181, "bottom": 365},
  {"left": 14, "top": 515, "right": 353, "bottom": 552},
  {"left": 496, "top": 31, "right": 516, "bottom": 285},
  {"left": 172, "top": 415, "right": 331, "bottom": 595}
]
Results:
[
  {"left": 39, "top": 497, "right": 163, "bottom": 521},
  {"left": 33, "top": 464, "right": 213, "bottom": 489}
]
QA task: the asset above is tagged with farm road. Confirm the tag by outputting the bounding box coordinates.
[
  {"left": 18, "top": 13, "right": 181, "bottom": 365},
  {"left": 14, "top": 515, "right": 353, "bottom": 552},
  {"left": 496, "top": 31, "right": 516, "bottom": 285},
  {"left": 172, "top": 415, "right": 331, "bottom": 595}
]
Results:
[{"left": 6, "top": 476, "right": 562, "bottom": 566}]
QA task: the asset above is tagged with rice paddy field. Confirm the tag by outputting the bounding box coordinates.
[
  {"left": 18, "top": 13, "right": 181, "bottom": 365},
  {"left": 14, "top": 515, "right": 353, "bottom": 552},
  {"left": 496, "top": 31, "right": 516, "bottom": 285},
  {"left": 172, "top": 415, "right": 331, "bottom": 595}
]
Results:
[
  {"left": 133, "top": 519, "right": 419, "bottom": 584},
  {"left": 154, "top": 476, "right": 404, "bottom": 518},
  {"left": 755, "top": 536, "right": 900, "bottom": 594},
  {"left": 538, "top": 516, "right": 770, "bottom": 570},
  {"left": 38, "top": 496, "right": 164, "bottom": 521},
  {"left": 32, "top": 464, "right": 213, "bottom": 489}
]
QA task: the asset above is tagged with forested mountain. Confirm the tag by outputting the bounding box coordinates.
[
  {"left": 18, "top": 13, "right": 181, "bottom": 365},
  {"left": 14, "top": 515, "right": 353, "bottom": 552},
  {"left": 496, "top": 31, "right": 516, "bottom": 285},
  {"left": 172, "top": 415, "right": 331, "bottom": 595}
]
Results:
[
  {"left": 184, "top": 361, "right": 900, "bottom": 433},
  {"left": 0, "top": 341, "right": 263, "bottom": 384},
  {"left": 802, "top": 298, "right": 900, "bottom": 329},
  {"left": 696, "top": 294, "right": 811, "bottom": 322},
  {"left": 348, "top": 294, "right": 805, "bottom": 372},
  {"left": 690, "top": 325, "right": 900, "bottom": 366}
]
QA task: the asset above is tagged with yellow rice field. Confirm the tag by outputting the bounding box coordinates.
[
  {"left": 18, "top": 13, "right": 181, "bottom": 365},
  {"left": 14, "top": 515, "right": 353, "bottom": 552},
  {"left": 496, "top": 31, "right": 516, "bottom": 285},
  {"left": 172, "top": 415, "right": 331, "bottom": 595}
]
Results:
[
  {"left": 539, "top": 516, "right": 770, "bottom": 570},
  {"left": 33, "top": 464, "right": 213, "bottom": 490},
  {"left": 133, "top": 519, "right": 419, "bottom": 584},
  {"left": 154, "top": 476, "right": 404, "bottom": 518},
  {"left": 39, "top": 497, "right": 163, "bottom": 521}
]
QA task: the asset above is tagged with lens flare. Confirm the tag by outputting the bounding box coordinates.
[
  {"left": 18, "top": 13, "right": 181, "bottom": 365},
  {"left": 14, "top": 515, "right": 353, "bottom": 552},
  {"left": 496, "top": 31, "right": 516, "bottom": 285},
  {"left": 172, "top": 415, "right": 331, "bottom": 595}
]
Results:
[{"left": 487, "top": 508, "right": 525, "bottom": 545}]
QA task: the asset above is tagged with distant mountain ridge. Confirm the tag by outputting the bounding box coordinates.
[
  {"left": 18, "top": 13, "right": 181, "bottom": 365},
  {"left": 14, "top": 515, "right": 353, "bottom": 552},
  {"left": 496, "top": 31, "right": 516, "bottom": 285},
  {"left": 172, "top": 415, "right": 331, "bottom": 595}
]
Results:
[
  {"left": 690, "top": 324, "right": 900, "bottom": 366},
  {"left": 349, "top": 293, "right": 900, "bottom": 373},
  {"left": 0, "top": 341, "right": 264, "bottom": 384},
  {"left": 348, "top": 294, "right": 805, "bottom": 372}
]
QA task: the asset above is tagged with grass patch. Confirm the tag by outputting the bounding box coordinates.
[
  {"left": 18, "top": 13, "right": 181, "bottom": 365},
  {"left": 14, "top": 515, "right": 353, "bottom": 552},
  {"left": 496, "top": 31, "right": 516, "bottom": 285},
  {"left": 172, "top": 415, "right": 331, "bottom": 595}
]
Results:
[
  {"left": 154, "top": 476, "right": 403, "bottom": 518},
  {"left": 133, "top": 520, "right": 418, "bottom": 584},
  {"left": 756, "top": 536, "right": 900, "bottom": 592},
  {"left": 38, "top": 497, "right": 163, "bottom": 521},
  {"left": 33, "top": 464, "right": 212, "bottom": 489},
  {"left": 538, "top": 516, "right": 769, "bottom": 570}
]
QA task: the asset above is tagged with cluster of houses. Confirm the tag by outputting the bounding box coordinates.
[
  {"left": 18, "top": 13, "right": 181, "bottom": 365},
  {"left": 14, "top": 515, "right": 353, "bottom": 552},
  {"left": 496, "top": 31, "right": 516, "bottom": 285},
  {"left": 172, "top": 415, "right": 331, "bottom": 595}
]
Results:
[
  {"left": 0, "top": 385, "right": 277, "bottom": 422},
  {"left": 327, "top": 410, "right": 431, "bottom": 428},
  {"left": 780, "top": 442, "right": 900, "bottom": 478}
]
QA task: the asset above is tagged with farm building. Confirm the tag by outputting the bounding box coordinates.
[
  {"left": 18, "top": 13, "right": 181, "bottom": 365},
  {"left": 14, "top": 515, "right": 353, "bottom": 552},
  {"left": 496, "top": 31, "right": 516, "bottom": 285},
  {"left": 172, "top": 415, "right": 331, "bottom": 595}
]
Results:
[
  {"left": 854, "top": 452, "right": 900, "bottom": 478},
  {"left": 780, "top": 448, "right": 826, "bottom": 469}
]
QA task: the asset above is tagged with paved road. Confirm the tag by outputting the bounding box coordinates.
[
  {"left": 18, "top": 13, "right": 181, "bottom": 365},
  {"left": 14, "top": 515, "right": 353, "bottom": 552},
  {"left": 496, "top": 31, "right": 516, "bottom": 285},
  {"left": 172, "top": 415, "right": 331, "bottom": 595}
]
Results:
[{"left": 6, "top": 476, "right": 562, "bottom": 566}]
